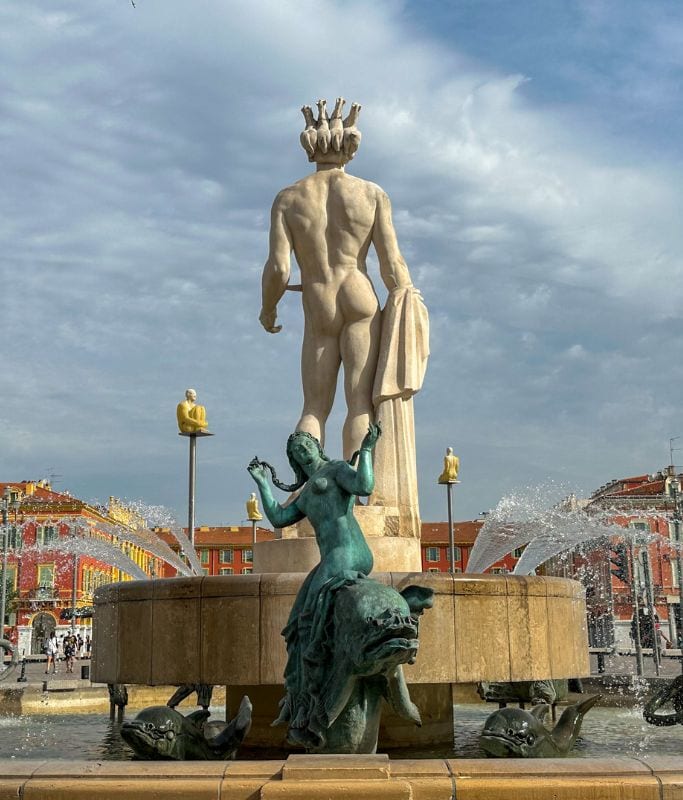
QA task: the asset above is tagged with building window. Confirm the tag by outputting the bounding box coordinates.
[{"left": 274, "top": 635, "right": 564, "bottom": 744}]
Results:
[
  {"left": 446, "top": 546, "right": 461, "bottom": 562},
  {"left": 4, "top": 567, "right": 17, "bottom": 591},
  {"left": 36, "top": 526, "right": 57, "bottom": 547},
  {"left": 243, "top": 549, "right": 253, "bottom": 563},
  {"left": 200, "top": 549, "right": 210, "bottom": 565},
  {"left": 202, "top": 567, "right": 209, "bottom": 575},
  {"left": 490, "top": 567, "right": 507, "bottom": 574},
  {"left": 513, "top": 547, "right": 525, "bottom": 558},
  {"left": 219, "top": 568, "right": 233, "bottom": 575},
  {"left": 631, "top": 522, "right": 649, "bottom": 531},
  {"left": 242, "top": 568, "right": 253, "bottom": 574},
  {"left": 220, "top": 549, "right": 233, "bottom": 563},
  {"left": 38, "top": 564, "right": 54, "bottom": 587},
  {"left": 7, "top": 526, "right": 22, "bottom": 549},
  {"left": 426, "top": 547, "right": 440, "bottom": 562},
  {"left": 454, "top": 567, "right": 462, "bottom": 573},
  {"left": 428, "top": 567, "right": 440, "bottom": 573}
]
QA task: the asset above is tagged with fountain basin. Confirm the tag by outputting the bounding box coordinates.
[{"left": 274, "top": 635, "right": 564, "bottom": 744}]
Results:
[
  {"left": 0, "top": 755, "right": 680, "bottom": 799},
  {"left": 92, "top": 572, "right": 587, "bottom": 686}
]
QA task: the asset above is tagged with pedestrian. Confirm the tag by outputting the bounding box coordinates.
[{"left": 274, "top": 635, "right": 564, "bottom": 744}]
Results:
[
  {"left": 656, "top": 623, "right": 671, "bottom": 650},
  {"left": 85, "top": 635, "right": 92, "bottom": 657},
  {"left": 64, "top": 635, "right": 76, "bottom": 673},
  {"left": 77, "top": 634, "right": 84, "bottom": 658},
  {"left": 45, "top": 631, "right": 58, "bottom": 674}
]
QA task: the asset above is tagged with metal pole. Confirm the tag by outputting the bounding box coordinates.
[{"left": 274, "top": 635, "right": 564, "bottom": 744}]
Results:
[
  {"left": 629, "top": 541, "right": 644, "bottom": 677},
  {"left": 188, "top": 434, "right": 197, "bottom": 548},
  {"left": 251, "top": 519, "right": 257, "bottom": 547},
  {"left": 642, "top": 549, "right": 661, "bottom": 675},
  {"left": 16, "top": 651, "right": 27, "bottom": 683},
  {"left": 447, "top": 482, "right": 455, "bottom": 574},
  {"left": 671, "top": 478, "right": 683, "bottom": 674},
  {"left": 71, "top": 553, "right": 78, "bottom": 635},
  {"left": 0, "top": 507, "right": 7, "bottom": 641}
]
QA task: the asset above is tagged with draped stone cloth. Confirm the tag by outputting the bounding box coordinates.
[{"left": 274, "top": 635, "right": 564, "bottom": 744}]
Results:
[
  {"left": 370, "top": 287, "right": 429, "bottom": 537},
  {"left": 372, "top": 287, "right": 429, "bottom": 406}
]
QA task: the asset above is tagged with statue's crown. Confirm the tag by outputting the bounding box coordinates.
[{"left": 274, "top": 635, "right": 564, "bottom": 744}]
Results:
[{"left": 300, "top": 97, "right": 362, "bottom": 163}]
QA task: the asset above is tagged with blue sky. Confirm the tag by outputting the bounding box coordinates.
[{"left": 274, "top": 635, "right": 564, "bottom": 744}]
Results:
[{"left": 1, "top": 0, "right": 682, "bottom": 528}]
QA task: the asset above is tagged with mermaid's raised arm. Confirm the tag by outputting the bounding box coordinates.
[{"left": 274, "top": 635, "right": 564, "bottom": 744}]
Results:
[
  {"left": 247, "top": 457, "right": 305, "bottom": 528},
  {"left": 335, "top": 424, "right": 380, "bottom": 497}
]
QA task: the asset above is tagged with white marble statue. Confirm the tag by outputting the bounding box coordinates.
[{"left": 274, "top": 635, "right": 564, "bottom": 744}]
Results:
[{"left": 259, "top": 98, "right": 429, "bottom": 534}]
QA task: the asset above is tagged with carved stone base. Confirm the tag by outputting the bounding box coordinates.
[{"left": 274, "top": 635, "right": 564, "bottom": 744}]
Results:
[
  {"left": 254, "top": 532, "right": 422, "bottom": 574},
  {"left": 278, "top": 504, "right": 416, "bottom": 539},
  {"left": 266, "top": 504, "right": 422, "bottom": 572}
]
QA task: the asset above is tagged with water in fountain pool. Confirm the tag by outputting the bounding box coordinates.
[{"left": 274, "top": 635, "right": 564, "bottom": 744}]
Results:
[{"left": 0, "top": 705, "right": 681, "bottom": 759}]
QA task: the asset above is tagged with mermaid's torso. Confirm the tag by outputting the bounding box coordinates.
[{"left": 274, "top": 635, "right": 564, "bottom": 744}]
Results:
[{"left": 294, "top": 460, "right": 373, "bottom": 576}]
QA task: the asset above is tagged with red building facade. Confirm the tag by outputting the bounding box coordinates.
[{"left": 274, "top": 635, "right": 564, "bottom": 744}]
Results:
[
  {"left": 546, "top": 468, "right": 683, "bottom": 650},
  {"left": 420, "top": 520, "right": 521, "bottom": 574},
  {"left": 153, "top": 525, "right": 276, "bottom": 577},
  {"left": 153, "top": 520, "right": 520, "bottom": 578},
  {"left": 1, "top": 481, "right": 162, "bottom": 655}
]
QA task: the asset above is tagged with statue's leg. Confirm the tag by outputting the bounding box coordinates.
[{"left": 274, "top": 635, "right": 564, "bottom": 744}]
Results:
[
  {"left": 340, "top": 311, "right": 381, "bottom": 460},
  {"left": 297, "top": 323, "right": 341, "bottom": 449},
  {"left": 190, "top": 405, "right": 207, "bottom": 425}
]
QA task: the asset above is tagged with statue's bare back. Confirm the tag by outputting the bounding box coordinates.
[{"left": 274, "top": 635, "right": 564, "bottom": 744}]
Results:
[{"left": 281, "top": 170, "right": 387, "bottom": 333}]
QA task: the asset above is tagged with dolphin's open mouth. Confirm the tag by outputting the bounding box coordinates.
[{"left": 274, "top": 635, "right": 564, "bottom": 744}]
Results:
[
  {"left": 121, "top": 721, "right": 175, "bottom": 758},
  {"left": 480, "top": 731, "right": 520, "bottom": 756},
  {"left": 363, "top": 622, "right": 419, "bottom": 662},
  {"left": 121, "top": 725, "right": 160, "bottom": 757}
]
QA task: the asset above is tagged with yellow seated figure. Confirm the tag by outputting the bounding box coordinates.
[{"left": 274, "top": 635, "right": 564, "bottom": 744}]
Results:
[
  {"left": 438, "top": 447, "right": 459, "bottom": 484},
  {"left": 246, "top": 492, "right": 263, "bottom": 521},
  {"left": 177, "top": 389, "right": 209, "bottom": 434}
]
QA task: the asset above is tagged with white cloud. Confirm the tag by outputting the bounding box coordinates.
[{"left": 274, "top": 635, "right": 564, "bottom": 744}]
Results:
[{"left": 1, "top": 0, "right": 682, "bottom": 526}]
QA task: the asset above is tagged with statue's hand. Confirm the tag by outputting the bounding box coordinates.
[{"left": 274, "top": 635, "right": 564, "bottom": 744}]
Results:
[
  {"left": 259, "top": 308, "right": 282, "bottom": 334},
  {"left": 360, "top": 421, "right": 382, "bottom": 451},
  {"left": 247, "top": 457, "right": 269, "bottom": 485}
]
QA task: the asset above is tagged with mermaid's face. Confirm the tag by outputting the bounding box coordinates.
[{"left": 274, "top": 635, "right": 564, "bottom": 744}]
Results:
[{"left": 290, "top": 435, "right": 320, "bottom": 468}]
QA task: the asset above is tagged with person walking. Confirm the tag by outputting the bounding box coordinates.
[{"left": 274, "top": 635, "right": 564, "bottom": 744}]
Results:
[
  {"left": 64, "top": 636, "right": 76, "bottom": 673},
  {"left": 45, "top": 631, "right": 58, "bottom": 674}
]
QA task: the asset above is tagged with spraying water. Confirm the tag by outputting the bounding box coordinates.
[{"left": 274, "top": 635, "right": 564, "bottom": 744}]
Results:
[
  {"left": 106, "top": 500, "right": 203, "bottom": 577},
  {"left": 466, "top": 484, "right": 681, "bottom": 575},
  {"left": 466, "top": 483, "right": 571, "bottom": 573}
]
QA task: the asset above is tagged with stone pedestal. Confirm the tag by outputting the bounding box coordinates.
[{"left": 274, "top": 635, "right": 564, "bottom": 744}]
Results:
[
  {"left": 257, "top": 505, "right": 422, "bottom": 573},
  {"left": 254, "top": 535, "right": 422, "bottom": 574}
]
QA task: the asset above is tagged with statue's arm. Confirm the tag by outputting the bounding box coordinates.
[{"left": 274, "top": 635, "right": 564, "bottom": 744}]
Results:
[
  {"left": 372, "top": 190, "right": 413, "bottom": 291},
  {"left": 261, "top": 494, "right": 305, "bottom": 529},
  {"left": 247, "top": 462, "right": 305, "bottom": 528},
  {"left": 335, "top": 424, "right": 380, "bottom": 497},
  {"left": 260, "top": 193, "right": 293, "bottom": 334}
]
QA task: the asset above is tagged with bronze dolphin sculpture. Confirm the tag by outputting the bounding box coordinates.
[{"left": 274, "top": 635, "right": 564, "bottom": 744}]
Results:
[
  {"left": 121, "top": 695, "right": 252, "bottom": 760},
  {"left": 644, "top": 675, "right": 683, "bottom": 726},
  {"left": 481, "top": 695, "right": 601, "bottom": 758}
]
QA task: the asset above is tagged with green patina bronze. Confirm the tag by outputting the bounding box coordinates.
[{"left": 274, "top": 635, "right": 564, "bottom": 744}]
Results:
[
  {"left": 477, "top": 679, "right": 572, "bottom": 706},
  {"left": 248, "top": 423, "right": 433, "bottom": 753},
  {"left": 480, "top": 695, "right": 601, "bottom": 758},
  {"left": 120, "top": 696, "right": 252, "bottom": 760},
  {"left": 644, "top": 675, "right": 683, "bottom": 726}
]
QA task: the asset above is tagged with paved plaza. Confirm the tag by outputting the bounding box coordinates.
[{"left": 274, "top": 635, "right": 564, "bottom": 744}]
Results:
[{"left": 1, "top": 653, "right": 681, "bottom": 689}]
